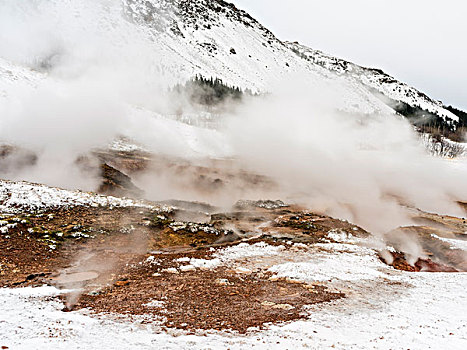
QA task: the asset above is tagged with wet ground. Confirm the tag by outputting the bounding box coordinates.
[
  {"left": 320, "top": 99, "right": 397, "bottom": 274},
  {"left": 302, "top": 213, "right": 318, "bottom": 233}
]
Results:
[{"left": 1, "top": 197, "right": 466, "bottom": 333}]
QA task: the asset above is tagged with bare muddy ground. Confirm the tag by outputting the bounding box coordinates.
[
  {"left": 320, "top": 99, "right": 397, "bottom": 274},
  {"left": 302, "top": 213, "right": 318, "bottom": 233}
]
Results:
[{"left": 1, "top": 196, "right": 466, "bottom": 333}]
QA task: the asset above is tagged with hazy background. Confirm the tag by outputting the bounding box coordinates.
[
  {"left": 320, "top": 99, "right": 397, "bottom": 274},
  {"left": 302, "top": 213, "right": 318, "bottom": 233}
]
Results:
[{"left": 232, "top": 0, "right": 467, "bottom": 110}]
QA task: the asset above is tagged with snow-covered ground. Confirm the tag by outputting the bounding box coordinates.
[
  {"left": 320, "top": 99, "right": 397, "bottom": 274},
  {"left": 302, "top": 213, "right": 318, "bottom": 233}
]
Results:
[
  {"left": 1, "top": 238, "right": 466, "bottom": 349},
  {"left": 432, "top": 234, "right": 467, "bottom": 251},
  {"left": 0, "top": 179, "right": 171, "bottom": 213}
]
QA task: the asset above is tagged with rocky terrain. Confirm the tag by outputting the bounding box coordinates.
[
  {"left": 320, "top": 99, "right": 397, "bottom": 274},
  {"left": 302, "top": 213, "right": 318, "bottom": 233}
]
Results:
[{"left": 1, "top": 151, "right": 466, "bottom": 347}]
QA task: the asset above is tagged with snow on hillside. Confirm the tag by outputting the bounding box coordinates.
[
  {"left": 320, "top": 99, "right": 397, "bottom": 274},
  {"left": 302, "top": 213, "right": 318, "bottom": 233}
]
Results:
[
  {"left": 0, "top": 57, "right": 44, "bottom": 100},
  {"left": 0, "top": 0, "right": 391, "bottom": 117},
  {"left": 116, "top": 0, "right": 395, "bottom": 115},
  {"left": 0, "top": 0, "right": 459, "bottom": 124},
  {"left": 286, "top": 41, "right": 459, "bottom": 122}
]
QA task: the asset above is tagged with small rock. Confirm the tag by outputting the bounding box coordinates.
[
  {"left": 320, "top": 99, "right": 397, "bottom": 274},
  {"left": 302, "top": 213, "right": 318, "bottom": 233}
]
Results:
[
  {"left": 234, "top": 267, "right": 251, "bottom": 274},
  {"left": 216, "top": 278, "right": 231, "bottom": 286},
  {"left": 115, "top": 280, "right": 130, "bottom": 287},
  {"left": 261, "top": 301, "right": 276, "bottom": 307},
  {"left": 273, "top": 304, "right": 295, "bottom": 310},
  {"left": 179, "top": 265, "right": 196, "bottom": 272}
]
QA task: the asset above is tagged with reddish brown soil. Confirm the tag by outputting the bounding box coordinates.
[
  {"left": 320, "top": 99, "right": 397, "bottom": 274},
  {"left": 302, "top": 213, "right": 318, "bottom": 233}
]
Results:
[
  {"left": 0, "top": 206, "right": 156, "bottom": 287},
  {"left": 383, "top": 252, "right": 459, "bottom": 272},
  {"left": 0, "top": 230, "right": 60, "bottom": 286},
  {"left": 383, "top": 226, "right": 467, "bottom": 272},
  {"left": 2, "top": 199, "right": 465, "bottom": 333},
  {"left": 75, "top": 253, "right": 343, "bottom": 333},
  {"left": 0, "top": 203, "right": 349, "bottom": 332}
]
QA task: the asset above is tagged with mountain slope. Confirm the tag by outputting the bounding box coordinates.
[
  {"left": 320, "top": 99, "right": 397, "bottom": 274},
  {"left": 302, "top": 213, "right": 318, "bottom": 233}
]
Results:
[
  {"left": 0, "top": 0, "right": 461, "bottom": 125},
  {"left": 123, "top": 0, "right": 393, "bottom": 115},
  {"left": 286, "top": 41, "right": 459, "bottom": 123}
]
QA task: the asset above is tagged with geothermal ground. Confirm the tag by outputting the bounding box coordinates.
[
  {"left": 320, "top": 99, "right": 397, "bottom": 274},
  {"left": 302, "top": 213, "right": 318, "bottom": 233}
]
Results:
[
  {"left": 1, "top": 1, "right": 466, "bottom": 349},
  {"left": 0, "top": 148, "right": 466, "bottom": 349}
]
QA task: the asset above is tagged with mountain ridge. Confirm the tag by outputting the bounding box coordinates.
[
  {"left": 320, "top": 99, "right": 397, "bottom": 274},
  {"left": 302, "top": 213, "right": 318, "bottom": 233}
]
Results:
[{"left": 0, "top": 0, "right": 464, "bottom": 128}]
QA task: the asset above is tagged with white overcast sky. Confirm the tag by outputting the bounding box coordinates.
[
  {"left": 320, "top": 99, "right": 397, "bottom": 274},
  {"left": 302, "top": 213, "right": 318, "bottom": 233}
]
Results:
[{"left": 231, "top": 0, "right": 467, "bottom": 110}]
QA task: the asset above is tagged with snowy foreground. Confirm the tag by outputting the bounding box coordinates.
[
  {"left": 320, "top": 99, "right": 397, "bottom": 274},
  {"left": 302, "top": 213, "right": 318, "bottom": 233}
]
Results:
[
  {"left": 1, "top": 239, "right": 466, "bottom": 349},
  {"left": 0, "top": 180, "right": 466, "bottom": 349}
]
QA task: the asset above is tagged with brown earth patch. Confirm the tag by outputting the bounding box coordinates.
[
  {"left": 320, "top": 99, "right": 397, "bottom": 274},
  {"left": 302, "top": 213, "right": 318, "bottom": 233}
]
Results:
[
  {"left": 75, "top": 260, "right": 343, "bottom": 333},
  {"left": 0, "top": 206, "right": 161, "bottom": 287},
  {"left": 6, "top": 197, "right": 467, "bottom": 334},
  {"left": 383, "top": 226, "right": 467, "bottom": 272},
  {"left": 382, "top": 252, "right": 459, "bottom": 272},
  {"left": 0, "top": 227, "right": 61, "bottom": 286}
]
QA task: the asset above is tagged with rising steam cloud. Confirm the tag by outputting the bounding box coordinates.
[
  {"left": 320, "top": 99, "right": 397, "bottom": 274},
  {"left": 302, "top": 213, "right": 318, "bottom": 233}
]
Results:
[
  {"left": 226, "top": 82, "right": 467, "bottom": 234},
  {"left": 0, "top": 0, "right": 171, "bottom": 189}
]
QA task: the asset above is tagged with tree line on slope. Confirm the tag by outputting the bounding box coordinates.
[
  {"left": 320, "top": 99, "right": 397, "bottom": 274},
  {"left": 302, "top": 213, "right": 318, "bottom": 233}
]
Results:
[
  {"left": 171, "top": 75, "right": 255, "bottom": 106},
  {"left": 391, "top": 100, "right": 467, "bottom": 158},
  {"left": 392, "top": 100, "right": 467, "bottom": 143},
  {"left": 172, "top": 75, "right": 467, "bottom": 148},
  {"left": 445, "top": 105, "right": 467, "bottom": 127},
  {"left": 369, "top": 87, "right": 466, "bottom": 143}
]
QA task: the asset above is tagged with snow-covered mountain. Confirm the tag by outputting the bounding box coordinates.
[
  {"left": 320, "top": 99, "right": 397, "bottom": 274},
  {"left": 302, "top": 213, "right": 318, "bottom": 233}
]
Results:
[
  {"left": 0, "top": 0, "right": 460, "bottom": 123},
  {"left": 286, "top": 42, "right": 459, "bottom": 122}
]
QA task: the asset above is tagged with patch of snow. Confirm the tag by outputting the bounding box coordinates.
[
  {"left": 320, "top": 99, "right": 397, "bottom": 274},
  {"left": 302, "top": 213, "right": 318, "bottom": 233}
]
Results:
[
  {"left": 215, "top": 242, "right": 285, "bottom": 260},
  {"left": 161, "top": 267, "right": 178, "bottom": 274},
  {"left": 179, "top": 265, "right": 196, "bottom": 272},
  {"left": 185, "top": 242, "right": 285, "bottom": 270},
  {"left": 145, "top": 256, "right": 160, "bottom": 265},
  {"left": 326, "top": 229, "right": 354, "bottom": 243},
  {"left": 143, "top": 300, "right": 165, "bottom": 308},
  {"left": 0, "top": 179, "right": 172, "bottom": 213},
  {"left": 175, "top": 257, "right": 190, "bottom": 263},
  {"left": 187, "top": 257, "right": 222, "bottom": 270},
  {"left": 0, "top": 57, "right": 45, "bottom": 101},
  {"left": 108, "top": 138, "right": 148, "bottom": 153},
  {"left": 269, "top": 245, "right": 386, "bottom": 282},
  {"left": 432, "top": 234, "right": 467, "bottom": 251}
]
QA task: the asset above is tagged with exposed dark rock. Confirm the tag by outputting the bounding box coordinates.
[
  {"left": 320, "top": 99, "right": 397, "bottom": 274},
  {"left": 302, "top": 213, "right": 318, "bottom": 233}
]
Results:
[{"left": 98, "top": 163, "right": 144, "bottom": 198}]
